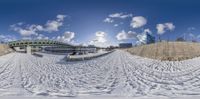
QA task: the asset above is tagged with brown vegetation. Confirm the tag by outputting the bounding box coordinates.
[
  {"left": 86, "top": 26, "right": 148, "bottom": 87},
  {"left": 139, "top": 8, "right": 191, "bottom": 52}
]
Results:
[
  {"left": 0, "top": 44, "right": 13, "bottom": 56},
  {"left": 126, "top": 42, "right": 200, "bottom": 61}
]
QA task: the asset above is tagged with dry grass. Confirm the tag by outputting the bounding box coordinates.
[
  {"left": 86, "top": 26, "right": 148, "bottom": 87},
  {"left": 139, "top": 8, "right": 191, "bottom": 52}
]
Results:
[
  {"left": 0, "top": 44, "right": 13, "bottom": 56},
  {"left": 126, "top": 42, "right": 200, "bottom": 61}
]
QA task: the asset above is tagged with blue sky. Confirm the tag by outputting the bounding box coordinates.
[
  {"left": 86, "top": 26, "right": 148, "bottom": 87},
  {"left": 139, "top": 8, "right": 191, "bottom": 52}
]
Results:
[{"left": 0, "top": 0, "right": 200, "bottom": 46}]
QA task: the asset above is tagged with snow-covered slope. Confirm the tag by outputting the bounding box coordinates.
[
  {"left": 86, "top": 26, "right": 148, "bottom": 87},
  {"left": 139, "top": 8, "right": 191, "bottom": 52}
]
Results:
[{"left": 1, "top": 50, "right": 200, "bottom": 98}]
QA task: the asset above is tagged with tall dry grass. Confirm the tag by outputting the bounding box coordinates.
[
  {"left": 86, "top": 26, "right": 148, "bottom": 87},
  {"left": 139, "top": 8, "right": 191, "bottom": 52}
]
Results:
[
  {"left": 126, "top": 42, "right": 200, "bottom": 61},
  {"left": 0, "top": 44, "right": 13, "bottom": 56}
]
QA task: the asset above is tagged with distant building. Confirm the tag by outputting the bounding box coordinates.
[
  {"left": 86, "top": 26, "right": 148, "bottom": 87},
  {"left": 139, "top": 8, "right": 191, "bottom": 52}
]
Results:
[
  {"left": 176, "top": 37, "right": 185, "bottom": 42},
  {"left": 119, "top": 43, "right": 132, "bottom": 48},
  {"left": 146, "top": 33, "right": 155, "bottom": 44},
  {"left": 137, "top": 32, "right": 155, "bottom": 45}
]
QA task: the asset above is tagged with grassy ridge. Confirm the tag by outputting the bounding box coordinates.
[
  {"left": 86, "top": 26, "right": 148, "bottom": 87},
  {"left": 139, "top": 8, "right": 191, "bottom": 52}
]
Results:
[
  {"left": 0, "top": 44, "right": 13, "bottom": 56},
  {"left": 126, "top": 42, "right": 200, "bottom": 61}
]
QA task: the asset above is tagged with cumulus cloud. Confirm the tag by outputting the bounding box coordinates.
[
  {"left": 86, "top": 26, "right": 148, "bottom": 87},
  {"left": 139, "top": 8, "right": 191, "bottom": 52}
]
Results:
[
  {"left": 156, "top": 22, "right": 175, "bottom": 35},
  {"left": 130, "top": 16, "right": 147, "bottom": 28},
  {"left": 116, "top": 30, "right": 137, "bottom": 41},
  {"left": 44, "top": 15, "right": 66, "bottom": 32},
  {"left": 94, "top": 31, "right": 107, "bottom": 43},
  {"left": 44, "top": 20, "right": 63, "bottom": 32},
  {"left": 0, "top": 34, "right": 16, "bottom": 42},
  {"left": 19, "top": 29, "right": 37, "bottom": 36},
  {"left": 89, "top": 31, "right": 109, "bottom": 47},
  {"left": 11, "top": 14, "right": 66, "bottom": 37},
  {"left": 10, "top": 24, "right": 40, "bottom": 36},
  {"left": 56, "top": 31, "right": 75, "bottom": 43}
]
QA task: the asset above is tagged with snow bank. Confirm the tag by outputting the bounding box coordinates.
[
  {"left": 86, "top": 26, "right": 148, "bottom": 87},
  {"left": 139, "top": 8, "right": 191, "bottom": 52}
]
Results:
[{"left": 65, "top": 51, "right": 113, "bottom": 61}]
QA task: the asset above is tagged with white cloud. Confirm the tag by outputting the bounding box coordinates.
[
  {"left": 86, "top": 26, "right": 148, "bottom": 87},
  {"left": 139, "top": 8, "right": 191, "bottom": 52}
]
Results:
[
  {"left": 11, "top": 14, "right": 66, "bottom": 37},
  {"left": 109, "top": 13, "right": 133, "bottom": 19},
  {"left": 94, "top": 31, "right": 107, "bottom": 43},
  {"left": 10, "top": 24, "right": 39, "bottom": 36},
  {"left": 44, "top": 20, "right": 63, "bottom": 32},
  {"left": 109, "top": 13, "right": 122, "bottom": 18},
  {"left": 36, "top": 34, "right": 43, "bottom": 40},
  {"left": 56, "top": 31, "right": 75, "bottom": 43},
  {"left": 130, "top": 16, "right": 147, "bottom": 28},
  {"left": 43, "top": 14, "right": 66, "bottom": 32},
  {"left": 165, "top": 23, "right": 175, "bottom": 30},
  {"left": 103, "top": 13, "right": 132, "bottom": 23},
  {"left": 103, "top": 18, "right": 114, "bottom": 23},
  {"left": 116, "top": 30, "right": 137, "bottom": 41},
  {"left": 95, "top": 31, "right": 105, "bottom": 37},
  {"left": 143, "top": 28, "right": 152, "bottom": 34},
  {"left": 22, "top": 37, "right": 32, "bottom": 40},
  {"left": 19, "top": 29, "right": 37, "bottom": 36},
  {"left": 35, "top": 25, "right": 44, "bottom": 31},
  {"left": 63, "top": 31, "right": 75, "bottom": 42},
  {"left": 0, "top": 34, "right": 16, "bottom": 42},
  {"left": 36, "top": 34, "right": 49, "bottom": 40},
  {"left": 89, "top": 31, "right": 109, "bottom": 47},
  {"left": 156, "top": 22, "right": 175, "bottom": 35},
  {"left": 156, "top": 24, "right": 165, "bottom": 34},
  {"left": 56, "top": 14, "right": 66, "bottom": 21}
]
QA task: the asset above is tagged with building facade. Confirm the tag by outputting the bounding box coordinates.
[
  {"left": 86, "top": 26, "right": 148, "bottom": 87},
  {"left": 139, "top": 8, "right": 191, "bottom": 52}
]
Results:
[
  {"left": 146, "top": 33, "right": 155, "bottom": 44},
  {"left": 119, "top": 43, "right": 132, "bottom": 48}
]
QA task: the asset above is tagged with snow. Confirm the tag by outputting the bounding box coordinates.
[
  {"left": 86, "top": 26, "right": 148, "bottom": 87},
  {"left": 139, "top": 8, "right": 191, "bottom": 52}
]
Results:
[
  {"left": 66, "top": 51, "right": 113, "bottom": 61},
  {"left": 1, "top": 50, "right": 200, "bottom": 98}
]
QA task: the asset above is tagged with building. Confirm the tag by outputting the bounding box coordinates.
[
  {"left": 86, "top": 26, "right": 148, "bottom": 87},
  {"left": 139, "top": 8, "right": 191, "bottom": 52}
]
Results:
[
  {"left": 119, "top": 43, "right": 132, "bottom": 48},
  {"left": 137, "top": 32, "right": 155, "bottom": 45},
  {"left": 146, "top": 33, "right": 155, "bottom": 44}
]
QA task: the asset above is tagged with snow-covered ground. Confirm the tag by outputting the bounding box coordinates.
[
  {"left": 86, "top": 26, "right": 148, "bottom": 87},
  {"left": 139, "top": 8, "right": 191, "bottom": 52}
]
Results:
[
  {"left": 66, "top": 51, "right": 113, "bottom": 61},
  {"left": 1, "top": 50, "right": 200, "bottom": 98}
]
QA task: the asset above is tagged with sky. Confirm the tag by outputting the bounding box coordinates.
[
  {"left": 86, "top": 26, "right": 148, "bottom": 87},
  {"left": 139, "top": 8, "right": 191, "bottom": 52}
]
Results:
[{"left": 0, "top": 0, "right": 200, "bottom": 47}]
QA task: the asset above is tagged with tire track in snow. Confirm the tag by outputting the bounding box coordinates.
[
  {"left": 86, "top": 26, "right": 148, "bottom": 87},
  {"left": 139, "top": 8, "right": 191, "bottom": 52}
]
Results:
[{"left": 1, "top": 50, "right": 200, "bottom": 96}]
